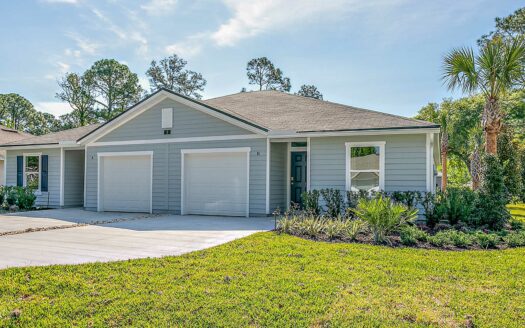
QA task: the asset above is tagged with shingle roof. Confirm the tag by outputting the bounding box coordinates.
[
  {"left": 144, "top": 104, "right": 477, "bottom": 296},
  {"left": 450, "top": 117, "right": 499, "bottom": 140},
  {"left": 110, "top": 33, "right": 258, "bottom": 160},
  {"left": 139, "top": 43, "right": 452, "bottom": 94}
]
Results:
[
  {"left": 203, "top": 90, "right": 438, "bottom": 132},
  {"left": 0, "top": 124, "right": 101, "bottom": 147},
  {"left": 0, "top": 126, "right": 32, "bottom": 144}
]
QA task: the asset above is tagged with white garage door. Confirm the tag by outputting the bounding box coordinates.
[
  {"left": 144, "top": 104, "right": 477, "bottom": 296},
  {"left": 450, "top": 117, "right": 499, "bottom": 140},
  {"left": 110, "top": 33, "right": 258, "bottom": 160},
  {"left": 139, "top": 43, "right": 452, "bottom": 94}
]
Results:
[
  {"left": 99, "top": 154, "right": 152, "bottom": 213},
  {"left": 183, "top": 151, "right": 248, "bottom": 217}
]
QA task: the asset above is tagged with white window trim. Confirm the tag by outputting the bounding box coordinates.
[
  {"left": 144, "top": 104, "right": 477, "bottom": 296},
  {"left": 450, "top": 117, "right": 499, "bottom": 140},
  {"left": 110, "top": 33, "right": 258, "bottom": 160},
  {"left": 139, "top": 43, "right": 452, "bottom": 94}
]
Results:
[
  {"left": 180, "top": 147, "right": 251, "bottom": 217},
  {"left": 22, "top": 152, "right": 42, "bottom": 195},
  {"left": 345, "top": 142, "right": 385, "bottom": 192},
  {"left": 97, "top": 151, "right": 154, "bottom": 214}
]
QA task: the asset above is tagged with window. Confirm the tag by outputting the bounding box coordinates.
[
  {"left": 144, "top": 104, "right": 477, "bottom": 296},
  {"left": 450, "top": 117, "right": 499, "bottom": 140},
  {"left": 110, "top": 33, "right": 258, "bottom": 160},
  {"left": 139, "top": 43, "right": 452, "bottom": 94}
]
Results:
[
  {"left": 24, "top": 155, "right": 40, "bottom": 191},
  {"left": 346, "top": 142, "right": 385, "bottom": 192}
]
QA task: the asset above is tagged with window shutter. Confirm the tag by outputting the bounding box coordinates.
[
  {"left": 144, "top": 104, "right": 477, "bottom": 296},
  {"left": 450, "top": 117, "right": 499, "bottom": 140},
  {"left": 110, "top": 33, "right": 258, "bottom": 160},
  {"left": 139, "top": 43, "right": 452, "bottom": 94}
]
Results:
[
  {"left": 16, "top": 156, "right": 23, "bottom": 186},
  {"left": 41, "top": 155, "right": 48, "bottom": 192}
]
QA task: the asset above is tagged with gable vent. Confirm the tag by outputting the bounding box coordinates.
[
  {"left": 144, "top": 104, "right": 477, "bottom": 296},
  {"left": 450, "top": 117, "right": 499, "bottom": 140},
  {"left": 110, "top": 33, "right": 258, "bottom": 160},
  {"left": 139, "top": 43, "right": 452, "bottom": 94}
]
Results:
[{"left": 162, "top": 108, "right": 173, "bottom": 129}]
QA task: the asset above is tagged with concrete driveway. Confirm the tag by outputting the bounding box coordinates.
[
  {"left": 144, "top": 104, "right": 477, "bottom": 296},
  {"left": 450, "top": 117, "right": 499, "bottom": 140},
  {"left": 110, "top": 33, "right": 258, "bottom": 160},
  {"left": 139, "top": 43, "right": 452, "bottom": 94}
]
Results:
[{"left": 0, "top": 209, "right": 274, "bottom": 269}]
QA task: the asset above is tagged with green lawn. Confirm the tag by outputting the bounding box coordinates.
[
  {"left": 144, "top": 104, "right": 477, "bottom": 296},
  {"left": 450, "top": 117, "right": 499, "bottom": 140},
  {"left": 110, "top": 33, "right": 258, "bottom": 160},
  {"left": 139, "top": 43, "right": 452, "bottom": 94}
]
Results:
[{"left": 1, "top": 233, "right": 524, "bottom": 327}]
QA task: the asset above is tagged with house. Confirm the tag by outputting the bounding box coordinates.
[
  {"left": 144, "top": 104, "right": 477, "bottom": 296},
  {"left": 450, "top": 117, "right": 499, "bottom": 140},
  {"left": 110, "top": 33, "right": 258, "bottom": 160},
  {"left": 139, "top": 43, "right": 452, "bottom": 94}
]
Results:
[
  {"left": 0, "top": 126, "right": 32, "bottom": 185},
  {"left": 0, "top": 89, "right": 440, "bottom": 216}
]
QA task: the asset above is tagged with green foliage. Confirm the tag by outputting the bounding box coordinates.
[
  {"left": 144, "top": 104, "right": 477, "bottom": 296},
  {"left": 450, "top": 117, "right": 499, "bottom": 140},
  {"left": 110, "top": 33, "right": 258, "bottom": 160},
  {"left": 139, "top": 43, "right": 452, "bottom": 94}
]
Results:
[
  {"left": 295, "top": 84, "right": 323, "bottom": 100},
  {"left": 474, "top": 232, "right": 500, "bottom": 249},
  {"left": 277, "top": 216, "right": 365, "bottom": 241},
  {"left": 447, "top": 154, "right": 471, "bottom": 188},
  {"left": 435, "top": 188, "right": 477, "bottom": 225},
  {"left": 55, "top": 72, "right": 98, "bottom": 128},
  {"left": 146, "top": 54, "right": 207, "bottom": 99},
  {"left": 476, "top": 155, "right": 511, "bottom": 229},
  {"left": 504, "top": 231, "right": 525, "bottom": 247},
  {"left": 479, "top": 7, "right": 525, "bottom": 45},
  {"left": 246, "top": 57, "right": 291, "bottom": 92},
  {"left": 1, "top": 186, "right": 36, "bottom": 209},
  {"left": 84, "top": 59, "right": 144, "bottom": 121},
  {"left": 420, "top": 192, "right": 440, "bottom": 228},
  {"left": 427, "top": 230, "right": 474, "bottom": 248},
  {"left": 399, "top": 225, "right": 428, "bottom": 246},
  {"left": 320, "top": 188, "right": 344, "bottom": 218},
  {"left": 389, "top": 191, "right": 419, "bottom": 209},
  {"left": 497, "top": 128, "right": 523, "bottom": 198},
  {"left": 353, "top": 196, "right": 418, "bottom": 244},
  {"left": 301, "top": 190, "right": 321, "bottom": 215}
]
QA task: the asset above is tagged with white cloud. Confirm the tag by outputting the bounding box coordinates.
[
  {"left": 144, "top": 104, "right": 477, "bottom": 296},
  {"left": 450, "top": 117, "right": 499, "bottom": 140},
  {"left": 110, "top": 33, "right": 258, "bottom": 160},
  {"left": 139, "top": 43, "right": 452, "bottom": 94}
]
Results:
[
  {"left": 35, "top": 102, "right": 72, "bottom": 117},
  {"left": 66, "top": 32, "right": 99, "bottom": 55},
  {"left": 165, "top": 33, "right": 207, "bottom": 58},
  {"left": 140, "top": 0, "right": 177, "bottom": 15},
  {"left": 56, "top": 61, "right": 70, "bottom": 73}
]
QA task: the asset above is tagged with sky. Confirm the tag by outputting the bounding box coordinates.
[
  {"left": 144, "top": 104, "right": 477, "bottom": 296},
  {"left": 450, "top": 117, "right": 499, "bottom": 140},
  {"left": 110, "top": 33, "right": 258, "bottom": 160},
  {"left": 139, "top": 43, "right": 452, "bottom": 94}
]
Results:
[{"left": 0, "top": 0, "right": 522, "bottom": 118}]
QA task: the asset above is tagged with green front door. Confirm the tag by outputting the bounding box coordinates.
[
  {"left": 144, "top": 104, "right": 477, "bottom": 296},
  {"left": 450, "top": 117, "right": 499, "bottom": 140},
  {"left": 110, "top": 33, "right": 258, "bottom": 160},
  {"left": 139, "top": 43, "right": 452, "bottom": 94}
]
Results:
[{"left": 290, "top": 151, "right": 307, "bottom": 205}]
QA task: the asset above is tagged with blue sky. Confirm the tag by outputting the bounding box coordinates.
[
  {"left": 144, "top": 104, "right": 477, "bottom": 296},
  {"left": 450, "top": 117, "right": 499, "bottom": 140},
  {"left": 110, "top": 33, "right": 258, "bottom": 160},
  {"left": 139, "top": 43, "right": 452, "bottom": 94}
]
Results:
[{"left": 0, "top": 0, "right": 521, "bottom": 118}]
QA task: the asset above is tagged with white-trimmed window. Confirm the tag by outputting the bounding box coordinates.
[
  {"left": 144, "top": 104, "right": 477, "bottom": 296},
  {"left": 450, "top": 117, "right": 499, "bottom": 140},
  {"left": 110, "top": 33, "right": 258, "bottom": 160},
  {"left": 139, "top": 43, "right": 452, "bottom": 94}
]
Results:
[
  {"left": 24, "top": 154, "right": 41, "bottom": 191},
  {"left": 345, "top": 142, "right": 385, "bottom": 192}
]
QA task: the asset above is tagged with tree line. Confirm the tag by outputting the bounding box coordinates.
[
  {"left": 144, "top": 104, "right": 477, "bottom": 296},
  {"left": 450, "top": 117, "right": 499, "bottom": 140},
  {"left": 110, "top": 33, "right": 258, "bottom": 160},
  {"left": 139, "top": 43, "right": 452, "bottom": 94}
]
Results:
[
  {"left": 0, "top": 56, "right": 323, "bottom": 136},
  {"left": 417, "top": 7, "right": 525, "bottom": 200}
]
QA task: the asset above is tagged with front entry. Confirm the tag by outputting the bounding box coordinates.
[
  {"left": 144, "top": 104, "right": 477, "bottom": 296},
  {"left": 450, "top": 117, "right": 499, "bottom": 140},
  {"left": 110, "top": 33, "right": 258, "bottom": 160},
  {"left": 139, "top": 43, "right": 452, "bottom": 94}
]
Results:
[{"left": 290, "top": 151, "right": 307, "bottom": 204}]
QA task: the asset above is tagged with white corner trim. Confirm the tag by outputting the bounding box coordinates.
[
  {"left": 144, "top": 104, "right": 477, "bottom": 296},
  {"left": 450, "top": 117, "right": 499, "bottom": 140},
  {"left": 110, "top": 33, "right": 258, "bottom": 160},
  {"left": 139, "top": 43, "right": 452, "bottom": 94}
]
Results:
[
  {"left": 81, "top": 90, "right": 267, "bottom": 144},
  {"left": 265, "top": 138, "right": 270, "bottom": 215},
  {"left": 180, "top": 147, "right": 251, "bottom": 217},
  {"left": 426, "top": 133, "right": 434, "bottom": 192},
  {"left": 87, "top": 134, "right": 264, "bottom": 147},
  {"left": 83, "top": 149, "right": 87, "bottom": 208},
  {"left": 97, "top": 151, "right": 154, "bottom": 213},
  {"left": 307, "top": 137, "right": 311, "bottom": 191},
  {"left": 345, "top": 141, "right": 385, "bottom": 192},
  {"left": 60, "top": 147, "right": 64, "bottom": 207}
]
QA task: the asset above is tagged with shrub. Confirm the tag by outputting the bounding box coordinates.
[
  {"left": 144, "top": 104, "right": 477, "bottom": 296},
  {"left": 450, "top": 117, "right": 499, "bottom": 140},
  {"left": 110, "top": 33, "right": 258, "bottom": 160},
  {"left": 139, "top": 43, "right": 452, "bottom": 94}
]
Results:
[
  {"left": 323, "top": 219, "right": 346, "bottom": 240},
  {"left": 299, "top": 217, "right": 326, "bottom": 238},
  {"left": 475, "top": 155, "right": 511, "bottom": 230},
  {"left": 420, "top": 192, "right": 440, "bottom": 228},
  {"left": 353, "top": 196, "right": 418, "bottom": 244},
  {"left": 399, "top": 225, "right": 428, "bottom": 246},
  {"left": 0, "top": 186, "right": 4, "bottom": 206},
  {"left": 16, "top": 187, "right": 36, "bottom": 210},
  {"left": 437, "top": 188, "right": 477, "bottom": 225},
  {"left": 444, "top": 230, "right": 474, "bottom": 248},
  {"left": 390, "top": 191, "right": 420, "bottom": 209},
  {"left": 5, "top": 187, "right": 17, "bottom": 206},
  {"left": 342, "top": 219, "right": 366, "bottom": 241},
  {"left": 320, "top": 189, "right": 344, "bottom": 218},
  {"left": 301, "top": 190, "right": 321, "bottom": 216},
  {"left": 474, "top": 232, "right": 500, "bottom": 249},
  {"left": 504, "top": 231, "right": 525, "bottom": 247},
  {"left": 427, "top": 231, "right": 452, "bottom": 247}
]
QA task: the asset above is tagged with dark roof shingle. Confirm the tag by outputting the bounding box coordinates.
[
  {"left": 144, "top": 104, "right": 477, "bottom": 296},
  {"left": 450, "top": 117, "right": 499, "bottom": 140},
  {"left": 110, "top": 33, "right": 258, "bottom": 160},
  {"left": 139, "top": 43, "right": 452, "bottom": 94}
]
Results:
[
  {"left": 0, "top": 124, "right": 101, "bottom": 147},
  {"left": 0, "top": 126, "right": 32, "bottom": 144}
]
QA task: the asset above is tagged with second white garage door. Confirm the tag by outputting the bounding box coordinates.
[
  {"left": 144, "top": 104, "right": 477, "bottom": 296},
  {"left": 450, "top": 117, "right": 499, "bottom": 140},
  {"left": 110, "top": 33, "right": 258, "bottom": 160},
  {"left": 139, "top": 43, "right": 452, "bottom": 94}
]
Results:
[
  {"left": 183, "top": 150, "right": 249, "bottom": 217},
  {"left": 99, "top": 153, "right": 152, "bottom": 213}
]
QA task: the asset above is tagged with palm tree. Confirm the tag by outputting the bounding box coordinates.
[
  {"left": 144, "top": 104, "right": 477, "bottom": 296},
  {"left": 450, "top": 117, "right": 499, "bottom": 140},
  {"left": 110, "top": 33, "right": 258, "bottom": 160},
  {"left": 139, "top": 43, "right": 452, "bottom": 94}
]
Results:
[{"left": 442, "top": 37, "right": 525, "bottom": 154}]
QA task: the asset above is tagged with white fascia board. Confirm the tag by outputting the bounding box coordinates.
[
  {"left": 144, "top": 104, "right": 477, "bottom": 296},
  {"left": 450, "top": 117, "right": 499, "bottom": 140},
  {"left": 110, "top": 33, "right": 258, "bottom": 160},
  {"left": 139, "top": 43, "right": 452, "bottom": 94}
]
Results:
[
  {"left": 268, "top": 128, "right": 441, "bottom": 139},
  {"left": 88, "top": 134, "right": 264, "bottom": 147}
]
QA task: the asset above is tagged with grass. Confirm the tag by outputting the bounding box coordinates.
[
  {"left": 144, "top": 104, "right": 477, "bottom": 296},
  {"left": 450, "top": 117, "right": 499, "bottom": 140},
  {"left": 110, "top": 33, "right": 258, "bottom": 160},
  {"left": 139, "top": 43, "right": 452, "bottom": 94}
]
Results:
[
  {"left": 508, "top": 203, "right": 525, "bottom": 222},
  {"left": 1, "top": 233, "right": 524, "bottom": 327}
]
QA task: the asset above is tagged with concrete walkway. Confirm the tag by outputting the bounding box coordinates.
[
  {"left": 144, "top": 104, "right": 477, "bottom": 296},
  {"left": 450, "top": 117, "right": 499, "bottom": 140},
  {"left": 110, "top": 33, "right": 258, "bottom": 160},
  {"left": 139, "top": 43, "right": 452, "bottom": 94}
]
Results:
[{"left": 0, "top": 210, "right": 274, "bottom": 269}]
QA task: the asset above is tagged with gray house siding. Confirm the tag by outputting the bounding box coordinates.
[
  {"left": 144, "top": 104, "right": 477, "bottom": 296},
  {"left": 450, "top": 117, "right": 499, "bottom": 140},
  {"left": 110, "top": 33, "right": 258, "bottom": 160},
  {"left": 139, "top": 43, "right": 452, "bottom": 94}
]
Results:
[
  {"left": 64, "top": 149, "right": 84, "bottom": 207},
  {"left": 85, "top": 138, "right": 267, "bottom": 215},
  {"left": 5, "top": 148, "right": 61, "bottom": 208},
  {"left": 310, "top": 134, "right": 427, "bottom": 192},
  {"left": 269, "top": 142, "right": 287, "bottom": 212},
  {"left": 99, "top": 98, "right": 252, "bottom": 142}
]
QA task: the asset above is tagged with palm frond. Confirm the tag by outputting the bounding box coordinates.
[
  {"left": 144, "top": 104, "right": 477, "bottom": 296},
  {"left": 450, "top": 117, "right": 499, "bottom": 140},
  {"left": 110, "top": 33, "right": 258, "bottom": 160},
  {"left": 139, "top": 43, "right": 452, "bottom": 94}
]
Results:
[{"left": 442, "top": 47, "right": 478, "bottom": 94}]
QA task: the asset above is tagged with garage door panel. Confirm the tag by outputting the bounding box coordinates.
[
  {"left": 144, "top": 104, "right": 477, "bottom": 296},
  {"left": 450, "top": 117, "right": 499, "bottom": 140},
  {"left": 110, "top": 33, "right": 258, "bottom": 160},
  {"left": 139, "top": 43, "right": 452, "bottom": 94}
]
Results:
[
  {"left": 184, "top": 151, "right": 248, "bottom": 217},
  {"left": 100, "top": 155, "right": 151, "bottom": 213}
]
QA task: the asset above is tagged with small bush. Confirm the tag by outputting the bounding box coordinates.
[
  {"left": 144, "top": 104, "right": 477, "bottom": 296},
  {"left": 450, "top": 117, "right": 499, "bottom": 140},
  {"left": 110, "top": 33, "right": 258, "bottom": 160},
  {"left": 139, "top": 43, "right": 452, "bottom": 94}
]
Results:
[
  {"left": 504, "top": 231, "right": 525, "bottom": 247},
  {"left": 16, "top": 187, "right": 37, "bottom": 210},
  {"left": 353, "top": 196, "right": 418, "bottom": 244},
  {"left": 474, "top": 232, "right": 500, "bottom": 249},
  {"left": 342, "top": 219, "right": 365, "bottom": 241},
  {"left": 390, "top": 191, "right": 420, "bottom": 209},
  {"left": 323, "top": 219, "right": 346, "bottom": 240},
  {"left": 301, "top": 190, "right": 321, "bottom": 215},
  {"left": 320, "top": 189, "right": 344, "bottom": 218},
  {"left": 427, "top": 232, "right": 451, "bottom": 247},
  {"left": 420, "top": 192, "right": 440, "bottom": 228},
  {"left": 444, "top": 230, "right": 474, "bottom": 248},
  {"left": 400, "top": 225, "right": 428, "bottom": 246}
]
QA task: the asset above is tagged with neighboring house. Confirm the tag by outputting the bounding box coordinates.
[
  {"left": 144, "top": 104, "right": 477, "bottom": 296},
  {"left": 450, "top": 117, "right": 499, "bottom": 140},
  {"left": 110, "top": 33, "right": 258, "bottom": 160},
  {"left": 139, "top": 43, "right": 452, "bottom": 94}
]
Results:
[
  {"left": 0, "top": 126, "right": 32, "bottom": 185},
  {"left": 0, "top": 89, "right": 440, "bottom": 216}
]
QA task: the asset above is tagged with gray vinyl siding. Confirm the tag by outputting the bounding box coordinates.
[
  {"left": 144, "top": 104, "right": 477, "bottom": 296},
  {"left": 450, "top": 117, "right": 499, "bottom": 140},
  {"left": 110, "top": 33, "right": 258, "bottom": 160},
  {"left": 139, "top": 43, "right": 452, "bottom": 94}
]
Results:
[
  {"left": 63, "top": 150, "right": 84, "bottom": 207},
  {"left": 310, "top": 134, "right": 427, "bottom": 192},
  {"left": 99, "top": 98, "right": 252, "bottom": 142},
  {"left": 84, "top": 138, "right": 267, "bottom": 215},
  {"left": 5, "top": 148, "right": 61, "bottom": 208},
  {"left": 269, "top": 142, "right": 287, "bottom": 212}
]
